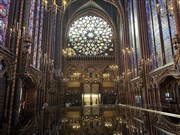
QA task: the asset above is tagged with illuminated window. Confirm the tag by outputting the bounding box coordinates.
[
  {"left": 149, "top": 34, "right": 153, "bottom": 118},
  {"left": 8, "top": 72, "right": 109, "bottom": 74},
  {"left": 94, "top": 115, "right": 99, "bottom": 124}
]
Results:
[
  {"left": 82, "top": 93, "right": 101, "bottom": 106},
  {"left": 29, "top": 0, "right": 35, "bottom": 37},
  {"left": 68, "top": 16, "right": 114, "bottom": 56},
  {"left": 33, "top": 0, "right": 40, "bottom": 68},
  {"left": 29, "top": 0, "right": 44, "bottom": 69},
  {"left": 0, "top": 0, "right": 10, "bottom": 45}
]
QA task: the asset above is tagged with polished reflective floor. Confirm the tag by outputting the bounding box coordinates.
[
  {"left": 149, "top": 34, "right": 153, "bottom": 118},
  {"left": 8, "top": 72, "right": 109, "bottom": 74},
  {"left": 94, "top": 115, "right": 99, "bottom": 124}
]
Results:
[{"left": 57, "top": 104, "right": 180, "bottom": 135}]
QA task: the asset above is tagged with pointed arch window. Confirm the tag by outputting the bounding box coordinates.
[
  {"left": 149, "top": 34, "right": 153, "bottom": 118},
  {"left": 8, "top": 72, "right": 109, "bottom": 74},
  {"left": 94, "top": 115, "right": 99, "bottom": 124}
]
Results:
[
  {"left": 29, "top": 0, "right": 35, "bottom": 37},
  {"left": 68, "top": 16, "right": 114, "bottom": 56},
  {"left": 145, "top": 0, "right": 176, "bottom": 68},
  {"left": 0, "top": 0, "right": 10, "bottom": 45},
  {"left": 29, "top": 0, "right": 44, "bottom": 69},
  {"left": 32, "top": 0, "right": 40, "bottom": 67}
]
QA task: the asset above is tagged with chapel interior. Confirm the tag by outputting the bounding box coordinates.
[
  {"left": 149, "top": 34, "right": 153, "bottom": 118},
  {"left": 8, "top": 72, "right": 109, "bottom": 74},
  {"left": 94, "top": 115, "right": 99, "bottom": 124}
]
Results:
[{"left": 0, "top": 0, "right": 180, "bottom": 135}]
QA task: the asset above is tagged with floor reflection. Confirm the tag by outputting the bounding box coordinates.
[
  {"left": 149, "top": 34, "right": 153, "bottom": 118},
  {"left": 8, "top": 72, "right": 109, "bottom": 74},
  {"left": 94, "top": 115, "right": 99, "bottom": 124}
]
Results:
[{"left": 60, "top": 105, "right": 127, "bottom": 135}]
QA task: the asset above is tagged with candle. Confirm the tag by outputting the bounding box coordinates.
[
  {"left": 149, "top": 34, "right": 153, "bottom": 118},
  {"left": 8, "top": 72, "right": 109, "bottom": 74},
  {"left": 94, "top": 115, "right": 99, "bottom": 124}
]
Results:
[
  {"left": 16, "top": 22, "right": 19, "bottom": 29},
  {"left": 44, "top": 0, "right": 48, "bottom": 11},
  {"left": 23, "top": 26, "right": 26, "bottom": 35},
  {"left": 10, "top": 28, "right": 12, "bottom": 33}
]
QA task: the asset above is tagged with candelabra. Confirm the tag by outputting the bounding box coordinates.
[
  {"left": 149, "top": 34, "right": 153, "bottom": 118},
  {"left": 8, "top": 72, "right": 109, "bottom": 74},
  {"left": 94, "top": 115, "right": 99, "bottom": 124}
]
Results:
[
  {"left": 72, "top": 123, "right": 80, "bottom": 129},
  {"left": 69, "top": 71, "right": 81, "bottom": 81},
  {"left": 73, "top": 71, "right": 81, "bottom": 78},
  {"left": 42, "top": 0, "right": 76, "bottom": 14},
  {"left": 156, "top": 0, "right": 180, "bottom": 17},
  {"left": 62, "top": 47, "right": 76, "bottom": 57},
  {"left": 105, "top": 117, "right": 119, "bottom": 135},
  {"left": 113, "top": 131, "right": 122, "bottom": 135},
  {"left": 103, "top": 73, "right": 110, "bottom": 79},
  {"left": 105, "top": 121, "right": 112, "bottom": 128},
  {"left": 122, "top": 69, "right": 131, "bottom": 77},
  {"left": 109, "top": 64, "right": 118, "bottom": 71},
  {"left": 114, "top": 76, "right": 120, "bottom": 82},
  {"left": 42, "top": 0, "right": 65, "bottom": 14},
  {"left": 122, "top": 47, "right": 133, "bottom": 77}
]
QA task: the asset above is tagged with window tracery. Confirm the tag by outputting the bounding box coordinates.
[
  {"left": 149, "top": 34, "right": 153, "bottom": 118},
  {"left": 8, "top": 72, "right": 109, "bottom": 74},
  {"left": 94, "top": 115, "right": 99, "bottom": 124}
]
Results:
[{"left": 68, "top": 16, "right": 114, "bottom": 56}]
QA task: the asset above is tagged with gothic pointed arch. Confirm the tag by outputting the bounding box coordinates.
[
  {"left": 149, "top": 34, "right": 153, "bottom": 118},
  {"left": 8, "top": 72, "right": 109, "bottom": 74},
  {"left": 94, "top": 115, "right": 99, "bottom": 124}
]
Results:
[
  {"left": 159, "top": 75, "right": 180, "bottom": 124},
  {"left": 82, "top": 67, "right": 100, "bottom": 82}
]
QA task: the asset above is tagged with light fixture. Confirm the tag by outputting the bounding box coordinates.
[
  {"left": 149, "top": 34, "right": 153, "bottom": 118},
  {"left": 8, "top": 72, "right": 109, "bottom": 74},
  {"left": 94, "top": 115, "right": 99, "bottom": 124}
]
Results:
[
  {"left": 103, "top": 73, "right": 110, "bottom": 79},
  {"left": 104, "top": 122, "right": 112, "bottom": 127},
  {"left": 42, "top": 0, "right": 74, "bottom": 14},
  {"left": 42, "top": 0, "right": 60, "bottom": 14},
  {"left": 114, "top": 76, "right": 120, "bottom": 82},
  {"left": 156, "top": 1, "right": 180, "bottom": 17},
  {"left": 109, "top": 64, "right": 118, "bottom": 71},
  {"left": 113, "top": 131, "right": 122, "bottom": 135},
  {"left": 63, "top": 77, "right": 69, "bottom": 82},
  {"left": 122, "top": 48, "right": 131, "bottom": 55},
  {"left": 72, "top": 123, "right": 80, "bottom": 129},
  {"left": 62, "top": 48, "right": 76, "bottom": 57},
  {"left": 72, "top": 71, "right": 81, "bottom": 78}
]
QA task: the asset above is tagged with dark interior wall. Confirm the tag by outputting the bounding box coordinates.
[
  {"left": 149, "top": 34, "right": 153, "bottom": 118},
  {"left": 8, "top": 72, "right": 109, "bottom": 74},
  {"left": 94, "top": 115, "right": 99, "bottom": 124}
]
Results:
[{"left": 0, "top": 75, "right": 6, "bottom": 128}]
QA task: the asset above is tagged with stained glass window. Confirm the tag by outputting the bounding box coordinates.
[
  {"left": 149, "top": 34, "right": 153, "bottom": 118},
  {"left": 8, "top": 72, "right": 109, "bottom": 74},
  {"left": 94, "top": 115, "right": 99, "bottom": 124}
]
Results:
[
  {"left": 29, "top": 0, "right": 35, "bottom": 37},
  {"left": 37, "top": 3, "right": 44, "bottom": 69},
  {"left": 168, "top": 0, "right": 177, "bottom": 60},
  {"left": 0, "top": 0, "right": 10, "bottom": 45},
  {"left": 133, "top": 0, "right": 141, "bottom": 63},
  {"left": 33, "top": 0, "right": 40, "bottom": 67},
  {"left": 128, "top": 0, "right": 137, "bottom": 78},
  {"left": 68, "top": 16, "right": 114, "bottom": 56},
  {"left": 151, "top": 0, "right": 162, "bottom": 67},
  {"left": 145, "top": 0, "right": 176, "bottom": 68},
  {"left": 169, "top": 1, "right": 176, "bottom": 39},
  {"left": 146, "top": 0, "right": 156, "bottom": 70},
  {"left": 159, "top": 0, "right": 172, "bottom": 64},
  {"left": 28, "top": 0, "right": 35, "bottom": 57},
  {"left": 29, "top": 0, "right": 44, "bottom": 69}
]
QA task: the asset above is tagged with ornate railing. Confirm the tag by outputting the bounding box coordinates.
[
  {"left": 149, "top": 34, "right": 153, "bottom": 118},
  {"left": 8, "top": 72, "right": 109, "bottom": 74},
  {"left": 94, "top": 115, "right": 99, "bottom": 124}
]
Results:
[{"left": 67, "top": 56, "right": 114, "bottom": 62}]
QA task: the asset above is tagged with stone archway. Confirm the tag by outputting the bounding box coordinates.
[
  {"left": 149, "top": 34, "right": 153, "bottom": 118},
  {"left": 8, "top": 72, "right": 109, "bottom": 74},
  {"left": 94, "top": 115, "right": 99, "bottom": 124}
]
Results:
[
  {"left": 19, "top": 76, "right": 36, "bottom": 126},
  {"left": 0, "top": 56, "right": 12, "bottom": 129},
  {"left": 159, "top": 75, "right": 180, "bottom": 123}
]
